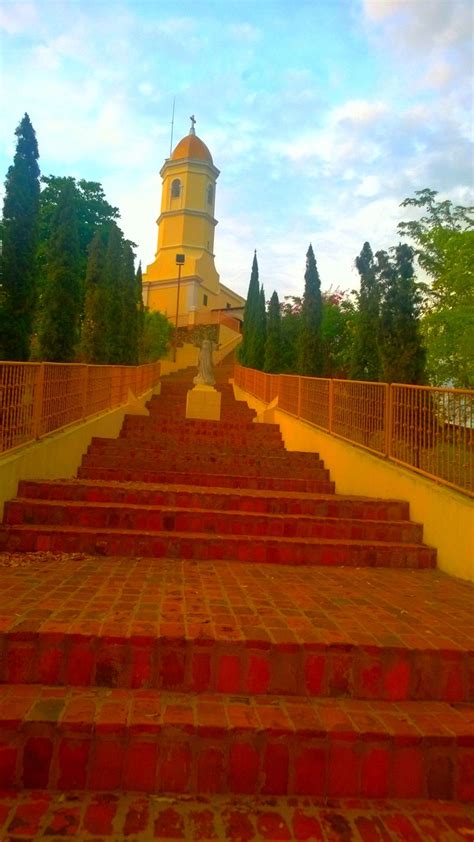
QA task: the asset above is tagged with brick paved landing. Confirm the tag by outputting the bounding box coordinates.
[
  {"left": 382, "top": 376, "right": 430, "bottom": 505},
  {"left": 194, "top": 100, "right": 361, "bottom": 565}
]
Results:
[{"left": 0, "top": 790, "right": 473, "bottom": 840}]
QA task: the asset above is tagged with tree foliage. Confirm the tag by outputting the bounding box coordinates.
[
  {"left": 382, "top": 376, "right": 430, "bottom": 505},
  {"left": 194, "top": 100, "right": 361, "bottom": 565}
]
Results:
[
  {"left": 377, "top": 244, "right": 425, "bottom": 384},
  {"left": 398, "top": 189, "right": 474, "bottom": 387},
  {"left": 264, "top": 290, "right": 283, "bottom": 373},
  {"left": 238, "top": 251, "right": 260, "bottom": 367},
  {"left": 321, "top": 289, "right": 355, "bottom": 378},
  {"left": 297, "top": 244, "right": 323, "bottom": 376},
  {"left": 351, "top": 241, "right": 380, "bottom": 381},
  {"left": 139, "top": 309, "right": 171, "bottom": 363},
  {"left": 37, "top": 180, "right": 81, "bottom": 361},
  {"left": 81, "top": 227, "right": 109, "bottom": 363},
  {"left": 248, "top": 284, "right": 266, "bottom": 370},
  {"left": 0, "top": 113, "right": 40, "bottom": 360},
  {"left": 81, "top": 222, "right": 142, "bottom": 365}
]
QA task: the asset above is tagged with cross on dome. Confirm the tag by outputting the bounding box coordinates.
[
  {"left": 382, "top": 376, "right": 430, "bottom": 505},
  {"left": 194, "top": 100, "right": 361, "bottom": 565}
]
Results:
[{"left": 189, "top": 115, "right": 196, "bottom": 135}]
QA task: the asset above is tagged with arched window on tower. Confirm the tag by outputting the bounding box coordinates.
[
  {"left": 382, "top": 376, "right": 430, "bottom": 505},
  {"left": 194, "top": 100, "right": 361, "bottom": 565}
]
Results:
[
  {"left": 207, "top": 184, "right": 214, "bottom": 205},
  {"left": 171, "top": 179, "right": 181, "bottom": 199}
]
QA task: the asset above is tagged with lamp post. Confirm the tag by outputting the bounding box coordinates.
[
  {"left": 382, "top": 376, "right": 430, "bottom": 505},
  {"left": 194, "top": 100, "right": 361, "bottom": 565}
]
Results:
[{"left": 174, "top": 253, "right": 185, "bottom": 362}]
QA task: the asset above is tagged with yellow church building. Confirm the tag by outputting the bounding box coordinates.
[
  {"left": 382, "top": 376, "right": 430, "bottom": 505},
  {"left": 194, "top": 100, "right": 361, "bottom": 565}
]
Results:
[{"left": 142, "top": 117, "right": 245, "bottom": 325}]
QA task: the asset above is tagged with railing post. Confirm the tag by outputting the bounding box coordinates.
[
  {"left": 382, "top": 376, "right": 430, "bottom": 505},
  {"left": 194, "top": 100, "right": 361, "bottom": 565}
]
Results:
[
  {"left": 32, "top": 363, "right": 46, "bottom": 440},
  {"left": 328, "top": 379, "right": 334, "bottom": 433},
  {"left": 385, "top": 383, "right": 393, "bottom": 458},
  {"left": 297, "top": 377, "right": 302, "bottom": 418}
]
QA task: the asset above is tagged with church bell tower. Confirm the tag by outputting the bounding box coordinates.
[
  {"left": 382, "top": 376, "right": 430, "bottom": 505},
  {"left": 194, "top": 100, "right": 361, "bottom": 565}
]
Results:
[{"left": 142, "top": 117, "right": 221, "bottom": 321}]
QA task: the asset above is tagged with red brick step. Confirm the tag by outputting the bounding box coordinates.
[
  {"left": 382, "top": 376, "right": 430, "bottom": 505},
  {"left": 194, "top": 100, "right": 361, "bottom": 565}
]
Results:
[
  {"left": 4, "top": 498, "right": 424, "bottom": 543},
  {"left": 16, "top": 479, "right": 411, "bottom": 521},
  {"left": 1, "top": 684, "right": 472, "bottom": 799},
  {"left": 2, "top": 790, "right": 474, "bottom": 840},
  {"left": 0, "top": 523, "right": 436, "bottom": 567},
  {"left": 77, "top": 465, "right": 336, "bottom": 493}
]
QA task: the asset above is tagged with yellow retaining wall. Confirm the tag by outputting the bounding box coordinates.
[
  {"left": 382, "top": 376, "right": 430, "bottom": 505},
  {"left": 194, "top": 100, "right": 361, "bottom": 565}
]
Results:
[
  {"left": 233, "top": 383, "right": 473, "bottom": 583},
  {"left": 0, "top": 388, "right": 155, "bottom": 521}
]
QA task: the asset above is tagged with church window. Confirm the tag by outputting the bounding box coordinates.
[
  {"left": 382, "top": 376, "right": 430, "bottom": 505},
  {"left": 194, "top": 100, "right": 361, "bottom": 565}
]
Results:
[
  {"left": 203, "top": 294, "right": 208, "bottom": 306},
  {"left": 207, "top": 185, "right": 214, "bottom": 205},
  {"left": 171, "top": 179, "right": 181, "bottom": 198}
]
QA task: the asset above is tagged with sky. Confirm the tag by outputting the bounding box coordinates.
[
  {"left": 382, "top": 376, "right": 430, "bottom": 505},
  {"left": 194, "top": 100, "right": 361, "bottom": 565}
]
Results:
[{"left": 0, "top": 0, "right": 473, "bottom": 301}]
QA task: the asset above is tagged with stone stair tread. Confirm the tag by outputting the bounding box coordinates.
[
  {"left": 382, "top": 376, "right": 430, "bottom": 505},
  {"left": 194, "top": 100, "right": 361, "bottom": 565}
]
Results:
[
  {"left": 9, "top": 496, "right": 420, "bottom": 530},
  {"left": 18, "top": 478, "right": 409, "bottom": 506},
  {"left": 3, "top": 683, "right": 473, "bottom": 739},
  {"left": 0, "top": 521, "right": 431, "bottom": 549},
  {"left": 0, "top": 791, "right": 472, "bottom": 842}
]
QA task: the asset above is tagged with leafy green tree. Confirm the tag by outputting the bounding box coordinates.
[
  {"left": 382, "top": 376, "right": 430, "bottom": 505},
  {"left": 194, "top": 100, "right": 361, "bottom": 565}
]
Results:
[
  {"left": 118, "top": 240, "right": 142, "bottom": 365},
  {"left": 377, "top": 245, "right": 425, "bottom": 384},
  {"left": 321, "top": 290, "right": 356, "bottom": 378},
  {"left": 398, "top": 189, "right": 474, "bottom": 387},
  {"left": 81, "top": 227, "right": 109, "bottom": 363},
  {"left": 38, "top": 176, "right": 119, "bottom": 279},
  {"left": 238, "top": 251, "right": 260, "bottom": 367},
  {"left": 351, "top": 241, "right": 381, "bottom": 381},
  {"left": 139, "top": 309, "right": 172, "bottom": 362},
  {"left": 103, "top": 221, "right": 124, "bottom": 364},
  {"left": 248, "top": 284, "right": 267, "bottom": 370},
  {"left": 264, "top": 290, "right": 283, "bottom": 372},
  {"left": 37, "top": 181, "right": 81, "bottom": 361},
  {"left": 280, "top": 296, "right": 301, "bottom": 373},
  {"left": 37, "top": 176, "right": 119, "bottom": 335},
  {"left": 297, "top": 243, "right": 323, "bottom": 376},
  {"left": 0, "top": 113, "right": 40, "bottom": 359}
]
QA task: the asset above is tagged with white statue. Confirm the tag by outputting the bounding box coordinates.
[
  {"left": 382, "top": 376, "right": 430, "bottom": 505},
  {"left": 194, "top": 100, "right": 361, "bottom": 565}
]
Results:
[{"left": 193, "top": 339, "right": 217, "bottom": 386}]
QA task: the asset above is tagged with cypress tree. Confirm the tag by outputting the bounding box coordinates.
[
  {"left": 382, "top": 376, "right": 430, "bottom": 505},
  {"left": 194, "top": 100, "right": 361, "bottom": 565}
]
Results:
[
  {"left": 103, "top": 221, "right": 124, "bottom": 363},
  {"left": 135, "top": 261, "right": 145, "bottom": 355},
  {"left": 249, "top": 284, "right": 266, "bottom": 370},
  {"left": 264, "top": 290, "right": 282, "bottom": 372},
  {"left": 297, "top": 243, "right": 323, "bottom": 376},
  {"left": 37, "top": 181, "right": 81, "bottom": 361},
  {"left": 238, "top": 251, "right": 260, "bottom": 366},
  {"left": 378, "top": 244, "right": 425, "bottom": 384},
  {"left": 351, "top": 241, "right": 381, "bottom": 381},
  {"left": 0, "top": 113, "right": 40, "bottom": 359},
  {"left": 81, "top": 227, "right": 109, "bottom": 363},
  {"left": 119, "top": 240, "right": 139, "bottom": 365}
]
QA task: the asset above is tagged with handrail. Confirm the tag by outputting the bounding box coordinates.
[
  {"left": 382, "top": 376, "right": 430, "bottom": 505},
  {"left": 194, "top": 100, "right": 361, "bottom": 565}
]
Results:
[
  {"left": 234, "top": 364, "right": 473, "bottom": 497},
  {"left": 0, "top": 361, "right": 161, "bottom": 455}
]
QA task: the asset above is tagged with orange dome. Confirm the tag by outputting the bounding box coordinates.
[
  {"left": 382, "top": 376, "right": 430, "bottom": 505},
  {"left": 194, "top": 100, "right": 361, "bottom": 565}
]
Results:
[{"left": 171, "top": 133, "right": 213, "bottom": 164}]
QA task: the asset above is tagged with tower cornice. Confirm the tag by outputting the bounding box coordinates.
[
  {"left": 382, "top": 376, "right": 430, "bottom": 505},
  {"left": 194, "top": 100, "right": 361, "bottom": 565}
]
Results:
[{"left": 160, "top": 158, "right": 220, "bottom": 180}]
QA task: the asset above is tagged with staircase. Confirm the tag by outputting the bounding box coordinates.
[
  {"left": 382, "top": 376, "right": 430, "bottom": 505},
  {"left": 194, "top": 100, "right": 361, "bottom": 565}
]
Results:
[{"left": 0, "top": 361, "right": 472, "bottom": 838}]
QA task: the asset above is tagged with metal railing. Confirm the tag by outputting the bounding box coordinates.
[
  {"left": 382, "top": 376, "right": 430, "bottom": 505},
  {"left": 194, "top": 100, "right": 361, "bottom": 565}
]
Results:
[
  {"left": 0, "top": 361, "right": 161, "bottom": 455},
  {"left": 234, "top": 364, "right": 473, "bottom": 496}
]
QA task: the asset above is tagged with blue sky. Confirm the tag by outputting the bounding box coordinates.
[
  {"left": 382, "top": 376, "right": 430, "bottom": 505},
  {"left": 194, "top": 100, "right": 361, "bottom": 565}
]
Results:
[{"left": 1, "top": 0, "right": 472, "bottom": 301}]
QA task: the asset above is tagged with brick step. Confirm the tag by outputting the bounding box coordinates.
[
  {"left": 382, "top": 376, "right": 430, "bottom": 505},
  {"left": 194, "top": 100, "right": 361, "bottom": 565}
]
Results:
[
  {"left": 2, "top": 625, "right": 470, "bottom": 703},
  {"left": 88, "top": 438, "right": 319, "bottom": 461},
  {"left": 83, "top": 449, "right": 325, "bottom": 474},
  {"left": 17, "top": 480, "right": 411, "bottom": 520},
  {"left": 135, "top": 418, "right": 271, "bottom": 433},
  {"left": 80, "top": 454, "right": 331, "bottom": 481},
  {"left": 1, "top": 685, "right": 472, "bottom": 798},
  {"left": 77, "top": 465, "right": 336, "bottom": 493},
  {"left": 119, "top": 428, "right": 285, "bottom": 448},
  {"left": 0, "top": 524, "right": 436, "bottom": 567},
  {"left": 4, "top": 499, "right": 424, "bottom": 544},
  {"left": 1, "top": 791, "right": 473, "bottom": 840}
]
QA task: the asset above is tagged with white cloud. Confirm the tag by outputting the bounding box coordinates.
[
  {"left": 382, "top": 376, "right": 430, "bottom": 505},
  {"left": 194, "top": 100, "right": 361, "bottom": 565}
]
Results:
[
  {"left": 0, "top": 1, "right": 38, "bottom": 33},
  {"left": 355, "top": 175, "right": 381, "bottom": 197},
  {"left": 331, "top": 98, "right": 389, "bottom": 125},
  {"left": 228, "top": 23, "right": 261, "bottom": 43}
]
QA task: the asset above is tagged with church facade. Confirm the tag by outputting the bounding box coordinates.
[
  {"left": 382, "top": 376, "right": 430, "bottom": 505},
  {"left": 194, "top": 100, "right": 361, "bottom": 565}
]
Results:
[{"left": 142, "top": 119, "right": 245, "bottom": 325}]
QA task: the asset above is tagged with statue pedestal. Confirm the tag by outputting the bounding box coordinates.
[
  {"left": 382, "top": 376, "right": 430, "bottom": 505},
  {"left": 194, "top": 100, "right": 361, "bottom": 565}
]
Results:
[{"left": 186, "top": 385, "right": 221, "bottom": 421}]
